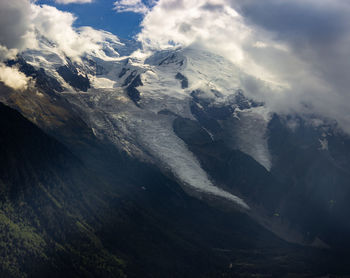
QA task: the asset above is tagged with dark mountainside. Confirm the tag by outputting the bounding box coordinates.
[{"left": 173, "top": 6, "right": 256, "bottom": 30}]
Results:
[
  {"left": 176, "top": 89, "right": 350, "bottom": 249},
  {"left": 0, "top": 101, "right": 127, "bottom": 277},
  {"left": 0, "top": 90, "right": 350, "bottom": 278}
]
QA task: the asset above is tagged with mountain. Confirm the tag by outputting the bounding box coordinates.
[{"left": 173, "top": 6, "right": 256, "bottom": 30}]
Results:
[{"left": 1, "top": 33, "right": 350, "bottom": 277}]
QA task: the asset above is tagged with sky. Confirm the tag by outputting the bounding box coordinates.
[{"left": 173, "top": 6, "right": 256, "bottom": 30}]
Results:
[
  {"left": 1, "top": 0, "right": 350, "bottom": 133},
  {"left": 36, "top": 0, "right": 145, "bottom": 39}
]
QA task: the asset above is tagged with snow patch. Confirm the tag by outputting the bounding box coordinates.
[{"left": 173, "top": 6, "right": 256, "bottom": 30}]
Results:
[
  {"left": 90, "top": 76, "right": 116, "bottom": 88},
  {"left": 228, "top": 106, "right": 272, "bottom": 171},
  {"left": 319, "top": 138, "right": 329, "bottom": 151}
]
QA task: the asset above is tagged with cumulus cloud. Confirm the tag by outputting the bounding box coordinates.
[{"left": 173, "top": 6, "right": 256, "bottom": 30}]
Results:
[
  {"left": 134, "top": 0, "right": 350, "bottom": 133},
  {"left": 114, "top": 0, "right": 154, "bottom": 14},
  {"left": 30, "top": 4, "right": 112, "bottom": 61},
  {"left": 55, "top": 0, "right": 93, "bottom": 3}
]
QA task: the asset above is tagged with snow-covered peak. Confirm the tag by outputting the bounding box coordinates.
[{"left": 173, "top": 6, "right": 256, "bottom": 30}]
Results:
[{"left": 16, "top": 36, "right": 276, "bottom": 209}]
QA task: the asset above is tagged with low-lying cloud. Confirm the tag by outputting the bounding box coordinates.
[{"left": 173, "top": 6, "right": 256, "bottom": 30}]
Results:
[{"left": 0, "top": 64, "right": 31, "bottom": 91}]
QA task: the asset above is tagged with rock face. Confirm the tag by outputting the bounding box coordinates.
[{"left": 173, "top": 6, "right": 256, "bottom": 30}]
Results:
[
  {"left": 7, "top": 57, "right": 63, "bottom": 93},
  {"left": 175, "top": 72, "right": 189, "bottom": 89},
  {"left": 1, "top": 34, "right": 350, "bottom": 277},
  {"left": 57, "top": 64, "right": 90, "bottom": 92},
  {"left": 126, "top": 74, "right": 143, "bottom": 105}
]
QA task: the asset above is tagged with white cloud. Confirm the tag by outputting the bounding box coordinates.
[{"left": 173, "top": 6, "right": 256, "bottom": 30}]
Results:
[
  {"left": 30, "top": 4, "right": 104, "bottom": 61},
  {"left": 0, "top": 0, "right": 121, "bottom": 89},
  {"left": 28, "top": 5, "right": 122, "bottom": 62},
  {"left": 0, "top": 0, "right": 122, "bottom": 63},
  {"left": 114, "top": 0, "right": 151, "bottom": 14},
  {"left": 0, "top": 63, "right": 31, "bottom": 91},
  {"left": 55, "top": 0, "right": 93, "bottom": 4}
]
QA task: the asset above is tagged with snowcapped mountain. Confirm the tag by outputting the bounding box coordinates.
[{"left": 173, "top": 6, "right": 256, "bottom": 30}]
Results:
[
  {"left": 21, "top": 37, "right": 267, "bottom": 210},
  {"left": 3, "top": 32, "right": 350, "bottom": 253}
]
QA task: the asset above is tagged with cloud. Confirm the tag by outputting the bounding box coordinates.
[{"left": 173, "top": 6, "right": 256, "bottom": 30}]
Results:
[
  {"left": 0, "top": 0, "right": 123, "bottom": 62},
  {"left": 0, "top": 0, "right": 33, "bottom": 90},
  {"left": 0, "top": 45, "right": 18, "bottom": 61},
  {"left": 0, "top": 0, "right": 122, "bottom": 89},
  {"left": 114, "top": 0, "right": 154, "bottom": 14},
  {"left": 231, "top": 0, "right": 350, "bottom": 131},
  {"left": 134, "top": 0, "right": 350, "bottom": 133},
  {"left": 0, "top": 63, "right": 31, "bottom": 91},
  {"left": 0, "top": 0, "right": 33, "bottom": 51},
  {"left": 137, "top": 0, "right": 286, "bottom": 89},
  {"left": 30, "top": 4, "right": 104, "bottom": 61},
  {"left": 55, "top": 0, "right": 93, "bottom": 4}
]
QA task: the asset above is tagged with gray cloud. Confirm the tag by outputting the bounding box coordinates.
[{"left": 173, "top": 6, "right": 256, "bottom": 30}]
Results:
[
  {"left": 0, "top": 0, "right": 32, "bottom": 50},
  {"left": 200, "top": 3, "right": 225, "bottom": 12},
  {"left": 230, "top": 0, "right": 350, "bottom": 130},
  {"left": 234, "top": 0, "right": 350, "bottom": 40}
]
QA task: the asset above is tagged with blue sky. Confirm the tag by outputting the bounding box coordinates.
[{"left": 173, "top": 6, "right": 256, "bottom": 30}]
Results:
[{"left": 36, "top": 0, "right": 144, "bottom": 39}]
